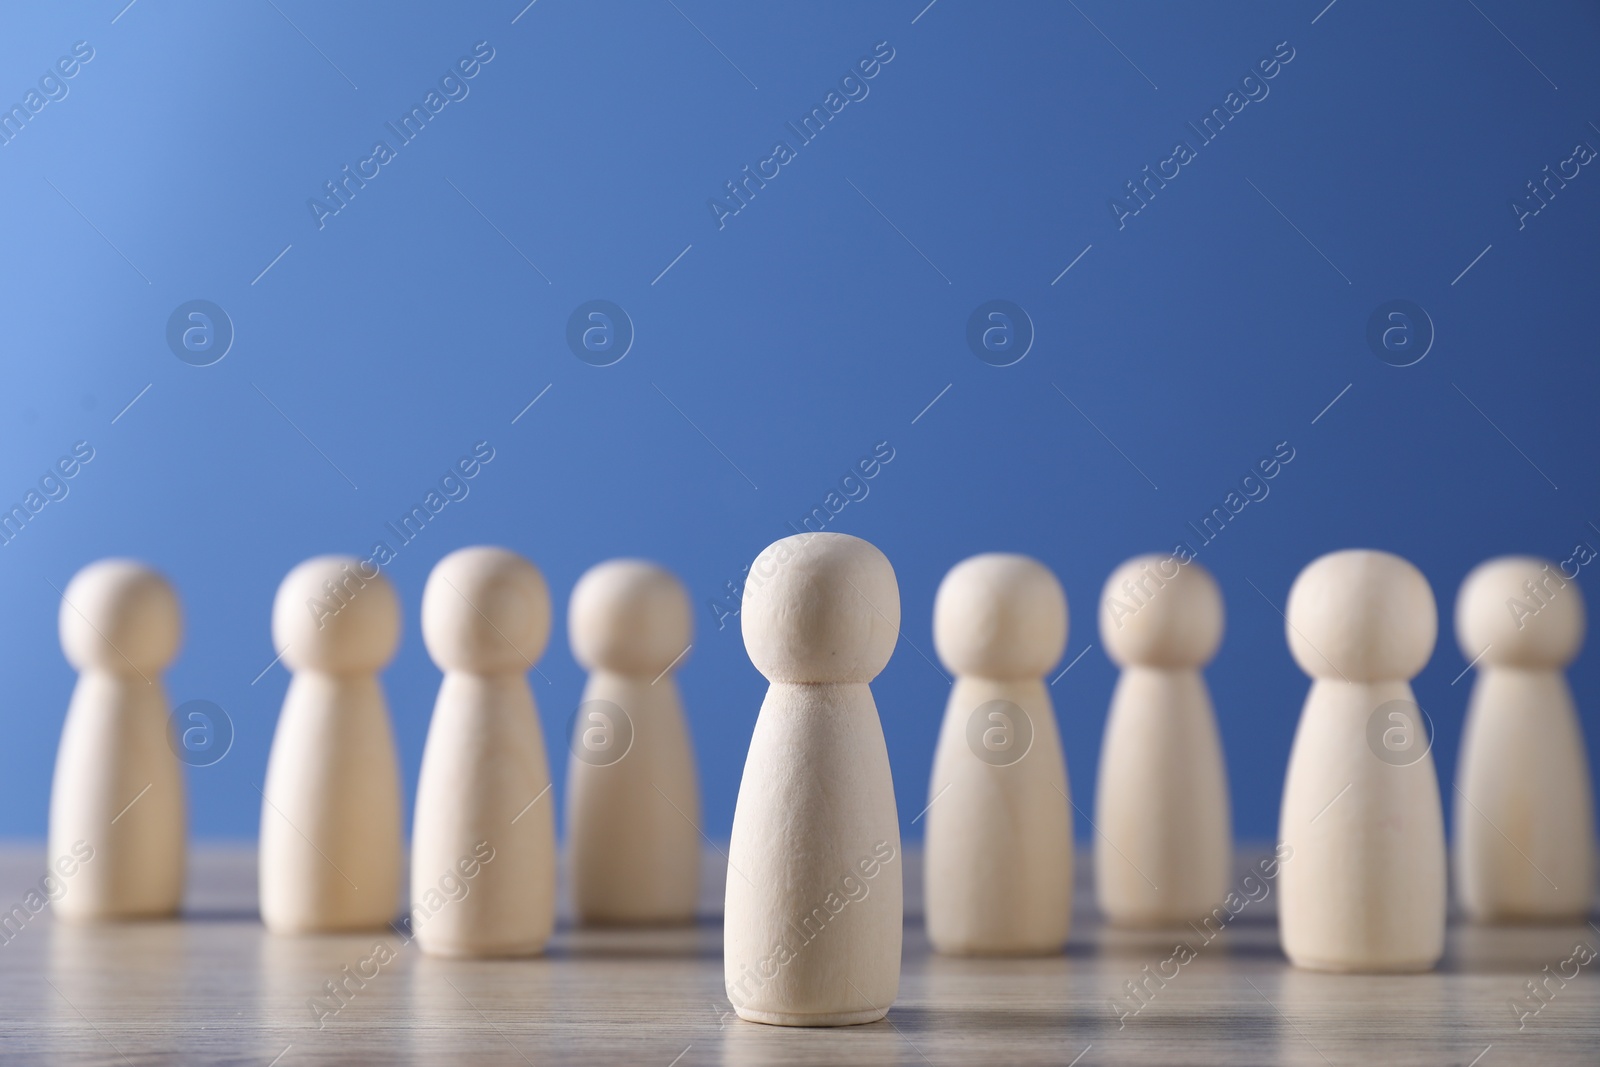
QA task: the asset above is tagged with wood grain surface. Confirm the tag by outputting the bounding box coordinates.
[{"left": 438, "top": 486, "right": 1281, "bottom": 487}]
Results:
[{"left": 0, "top": 845, "right": 1594, "bottom": 1065}]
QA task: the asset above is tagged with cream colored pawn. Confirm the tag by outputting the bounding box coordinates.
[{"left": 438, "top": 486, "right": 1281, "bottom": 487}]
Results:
[
  {"left": 412, "top": 546, "right": 555, "bottom": 956},
  {"left": 49, "top": 560, "right": 185, "bottom": 920},
  {"left": 1454, "top": 557, "right": 1595, "bottom": 921},
  {"left": 726, "top": 533, "right": 902, "bottom": 1026},
  {"left": 565, "top": 560, "right": 700, "bottom": 925},
  {"left": 1095, "top": 555, "right": 1231, "bottom": 926},
  {"left": 260, "top": 556, "right": 403, "bottom": 933},
  {"left": 924, "top": 553, "right": 1071, "bottom": 955},
  {"left": 1278, "top": 550, "right": 1446, "bottom": 972}
]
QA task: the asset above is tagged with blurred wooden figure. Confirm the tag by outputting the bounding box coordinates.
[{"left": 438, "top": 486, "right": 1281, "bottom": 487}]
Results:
[
  {"left": 924, "top": 553, "right": 1072, "bottom": 955},
  {"left": 565, "top": 559, "right": 700, "bottom": 925},
  {"left": 1095, "top": 554, "right": 1231, "bottom": 926},
  {"left": 49, "top": 560, "right": 185, "bottom": 920},
  {"left": 1454, "top": 556, "right": 1595, "bottom": 922},
  {"left": 411, "top": 546, "right": 555, "bottom": 956},
  {"left": 260, "top": 556, "right": 403, "bottom": 933},
  {"left": 1278, "top": 549, "right": 1446, "bottom": 972}
]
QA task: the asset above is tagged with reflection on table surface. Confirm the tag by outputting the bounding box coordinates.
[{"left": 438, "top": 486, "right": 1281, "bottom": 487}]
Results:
[{"left": 1, "top": 846, "right": 1596, "bottom": 1066}]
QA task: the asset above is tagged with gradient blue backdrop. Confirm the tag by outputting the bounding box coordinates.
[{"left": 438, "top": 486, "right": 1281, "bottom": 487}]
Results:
[{"left": 2, "top": 0, "right": 1597, "bottom": 845}]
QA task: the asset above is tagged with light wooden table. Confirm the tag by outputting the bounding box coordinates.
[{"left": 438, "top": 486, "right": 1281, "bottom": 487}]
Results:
[{"left": 0, "top": 845, "right": 1595, "bottom": 1065}]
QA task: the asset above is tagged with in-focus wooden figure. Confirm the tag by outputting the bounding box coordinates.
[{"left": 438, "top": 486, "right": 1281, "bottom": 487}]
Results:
[
  {"left": 1454, "top": 555, "right": 1596, "bottom": 922},
  {"left": 1095, "top": 554, "right": 1231, "bottom": 926},
  {"left": 1278, "top": 549, "right": 1446, "bottom": 972},
  {"left": 726, "top": 532, "right": 903, "bottom": 1026},
  {"left": 49, "top": 560, "right": 185, "bottom": 921},
  {"left": 260, "top": 556, "right": 403, "bottom": 934},
  {"left": 565, "top": 559, "right": 700, "bottom": 926},
  {"left": 924, "top": 553, "right": 1072, "bottom": 955}
]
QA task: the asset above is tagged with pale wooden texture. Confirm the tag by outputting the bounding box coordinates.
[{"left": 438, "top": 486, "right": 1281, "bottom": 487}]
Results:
[
  {"left": 926, "top": 554, "right": 1073, "bottom": 955},
  {"left": 1280, "top": 550, "right": 1447, "bottom": 971},
  {"left": 729, "top": 533, "right": 903, "bottom": 1025},
  {"left": 566, "top": 559, "right": 701, "bottom": 925},
  {"left": 50, "top": 559, "right": 186, "bottom": 921},
  {"left": 0, "top": 845, "right": 1596, "bottom": 1065},
  {"left": 261, "top": 556, "right": 404, "bottom": 934},
  {"left": 413, "top": 546, "right": 556, "bottom": 957},
  {"left": 1097, "top": 556, "right": 1231, "bottom": 927},
  {"left": 1454, "top": 556, "right": 1596, "bottom": 921}
]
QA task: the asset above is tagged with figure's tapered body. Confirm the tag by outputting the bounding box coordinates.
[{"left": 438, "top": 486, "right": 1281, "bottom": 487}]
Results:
[
  {"left": 1095, "top": 556, "right": 1230, "bottom": 926},
  {"left": 567, "top": 671, "right": 700, "bottom": 923},
  {"left": 1453, "top": 557, "right": 1596, "bottom": 921},
  {"left": 926, "top": 677, "right": 1070, "bottom": 953},
  {"left": 566, "top": 561, "right": 700, "bottom": 925},
  {"left": 728, "top": 681, "right": 902, "bottom": 1024},
  {"left": 412, "top": 673, "right": 553, "bottom": 955},
  {"left": 1277, "top": 550, "right": 1446, "bottom": 973},
  {"left": 49, "top": 560, "right": 185, "bottom": 921},
  {"left": 725, "top": 533, "right": 903, "bottom": 1026},
  {"left": 1280, "top": 677, "right": 1446, "bottom": 969},
  {"left": 924, "top": 554, "right": 1071, "bottom": 955},
  {"left": 412, "top": 547, "right": 555, "bottom": 956},
  {"left": 1097, "top": 668, "right": 1231, "bottom": 923},
  {"left": 260, "top": 556, "right": 403, "bottom": 934}
]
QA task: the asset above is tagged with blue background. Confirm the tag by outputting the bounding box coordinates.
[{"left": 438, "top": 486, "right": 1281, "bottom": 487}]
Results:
[{"left": 2, "top": 0, "right": 1597, "bottom": 845}]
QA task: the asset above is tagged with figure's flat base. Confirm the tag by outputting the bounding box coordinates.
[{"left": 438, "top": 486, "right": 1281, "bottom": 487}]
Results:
[
  {"left": 1463, "top": 908, "right": 1592, "bottom": 926},
  {"left": 929, "top": 940, "right": 1066, "bottom": 957},
  {"left": 260, "top": 919, "right": 395, "bottom": 936},
  {"left": 734, "top": 1006, "right": 888, "bottom": 1027},
  {"left": 1103, "top": 914, "right": 1212, "bottom": 930},
  {"left": 1288, "top": 954, "right": 1439, "bottom": 974},
  {"left": 54, "top": 906, "right": 180, "bottom": 924},
  {"left": 573, "top": 913, "right": 697, "bottom": 929},
  {"left": 415, "top": 939, "right": 548, "bottom": 959}
]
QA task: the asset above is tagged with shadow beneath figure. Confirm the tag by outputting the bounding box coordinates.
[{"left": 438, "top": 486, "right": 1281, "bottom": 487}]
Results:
[
  {"left": 891, "top": 1002, "right": 1250, "bottom": 1045},
  {"left": 555, "top": 920, "right": 722, "bottom": 961},
  {"left": 1215, "top": 910, "right": 1279, "bottom": 928},
  {"left": 1062, "top": 938, "right": 1101, "bottom": 959},
  {"left": 717, "top": 1015, "right": 908, "bottom": 1067},
  {"left": 1446, "top": 919, "right": 1600, "bottom": 974},
  {"left": 181, "top": 907, "right": 263, "bottom": 923},
  {"left": 890, "top": 1005, "right": 1082, "bottom": 1034}
]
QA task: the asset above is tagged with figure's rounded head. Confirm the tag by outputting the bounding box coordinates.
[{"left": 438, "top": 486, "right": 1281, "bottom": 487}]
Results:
[
  {"left": 742, "top": 533, "right": 899, "bottom": 683},
  {"left": 1285, "top": 549, "right": 1436, "bottom": 682},
  {"left": 273, "top": 555, "right": 401, "bottom": 674},
  {"left": 933, "top": 553, "right": 1066, "bottom": 680},
  {"left": 1100, "top": 554, "right": 1223, "bottom": 669},
  {"left": 569, "top": 559, "right": 690, "bottom": 677},
  {"left": 421, "top": 546, "right": 549, "bottom": 673},
  {"left": 1456, "top": 556, "right": 1584, "bottom": 670},
  {"left": 60, "top": 559, "right": 182, "bottom": 675}
]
